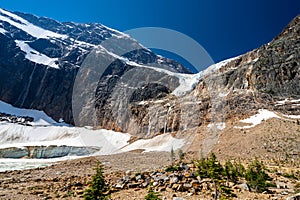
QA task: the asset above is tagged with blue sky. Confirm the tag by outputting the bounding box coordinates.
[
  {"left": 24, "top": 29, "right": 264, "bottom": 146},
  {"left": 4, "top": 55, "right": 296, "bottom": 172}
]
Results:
[{"left": 0, "top": 0, "right": 299, "bottom": 67}]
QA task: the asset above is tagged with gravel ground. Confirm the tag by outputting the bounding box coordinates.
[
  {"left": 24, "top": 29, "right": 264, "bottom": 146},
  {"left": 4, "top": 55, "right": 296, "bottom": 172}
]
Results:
[{"left": 0, "top": 151, "right": 171, "bottom": 199}]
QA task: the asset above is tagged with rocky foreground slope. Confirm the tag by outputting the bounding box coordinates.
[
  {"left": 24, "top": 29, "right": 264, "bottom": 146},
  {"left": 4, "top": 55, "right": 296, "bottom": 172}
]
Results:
[{"left": 0, "top": 151, "right": 299, "bottom": 200}]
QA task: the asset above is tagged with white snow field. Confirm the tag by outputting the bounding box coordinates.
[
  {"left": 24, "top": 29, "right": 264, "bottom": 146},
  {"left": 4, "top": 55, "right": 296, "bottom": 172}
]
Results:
[{"left": 0, "top": 100, "right": 185, "bottom": 171}]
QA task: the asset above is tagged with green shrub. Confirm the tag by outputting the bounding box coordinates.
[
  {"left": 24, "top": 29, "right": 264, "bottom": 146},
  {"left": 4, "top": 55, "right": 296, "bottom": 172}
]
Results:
[
  {"left": 282, "top": 172, "right": 298, "bottom": 179},
  {"left": 83, "top": 162, "right": 110, "bottom": 200},
  {"left": 144, "top": 187, "right": 162, "bottom": 200},
  {"left": 165, "top": 165, "right": 179, "bottom": 172}
]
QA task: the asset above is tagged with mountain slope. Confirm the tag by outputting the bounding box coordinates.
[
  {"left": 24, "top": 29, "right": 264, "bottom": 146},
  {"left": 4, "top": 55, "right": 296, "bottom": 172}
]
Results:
[
  {"left": 0, "top": 9, "right": 299, "bottom": 162},
  {"left": 95, "top": 14, "right": 300, "bottom": 145},
  {"left": 0, "top": 8, "right": 190, "bottom": 125},
  {"left": 98, "top": 16, "right": 300, "bottom": 155}
]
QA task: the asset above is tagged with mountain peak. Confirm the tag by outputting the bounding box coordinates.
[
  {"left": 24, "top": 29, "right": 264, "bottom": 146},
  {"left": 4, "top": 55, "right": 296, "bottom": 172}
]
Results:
[{"left": 273, "top": 14, "right": 300, "bottom": 41}]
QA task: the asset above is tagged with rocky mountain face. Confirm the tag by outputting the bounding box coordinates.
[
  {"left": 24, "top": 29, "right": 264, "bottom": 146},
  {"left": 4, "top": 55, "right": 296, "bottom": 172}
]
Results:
[
  {"left": 0, "top": 8, "right": 189, "bottom": 125},
  {"left": 95, "top": 15, "right": 299, "bottom": 140},
  {"left": 0, "top": 8, "right": 299, "bottom": 143},
  {"left": 219, "top": 14, "right": 300, "bottom": 117}
]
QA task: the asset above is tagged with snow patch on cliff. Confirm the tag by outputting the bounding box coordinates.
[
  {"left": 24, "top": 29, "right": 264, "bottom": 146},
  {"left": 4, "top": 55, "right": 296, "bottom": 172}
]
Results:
[
  {"left": 234, "top": 109, "right": 280, "bottom": 129},
  {"left": 15, "top": 40, "right": 60, "bottom": 68},
  {"left": 0, "top": 8, "right": 67, "bottom": 39}
]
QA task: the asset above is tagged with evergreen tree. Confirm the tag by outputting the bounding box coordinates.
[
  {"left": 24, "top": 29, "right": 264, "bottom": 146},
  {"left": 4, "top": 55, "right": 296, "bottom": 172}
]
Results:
[
  {"left": 223, "top": 160, "right": 244, "bottom": 183},
  {"left": 206, "top": 153, "right": 224, "bottom": 181},
  {"left": 245, "top": 159, "right": 271, "bottom": 192},
  {"left": 196, "top": 153, "right": 236, "bottom": 199},
  {"left": 196, "top": 156, "right": 209, "bottom": 178},
  {"left": 84, "top": 162, "right": 110, "bottom": 200},
  {"left": 178, "top": 149, "right": 184, "bottom": 162},
  {"left": 234, "top": 160, "right": 246, "bottom": 178}
]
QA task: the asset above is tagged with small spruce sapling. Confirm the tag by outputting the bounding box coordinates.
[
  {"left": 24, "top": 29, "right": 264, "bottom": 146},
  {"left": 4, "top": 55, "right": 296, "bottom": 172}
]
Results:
[
  {"left": 170, "top": 147, "right": 175, "bottom": 166},
  {"left": 178, "top": 149, "right": 184, "bottom": 162},
  {"left": 83, "top": 161, "right": 110, "bottom": 200},
  {"left": 245, "top": 158, "right": 271, "bottom": 192}
]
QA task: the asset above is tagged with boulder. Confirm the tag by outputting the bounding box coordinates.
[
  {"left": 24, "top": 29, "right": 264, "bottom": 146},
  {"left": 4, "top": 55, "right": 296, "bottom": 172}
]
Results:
[
  {"left": 286, "top": 193, "right": 300, "bottom": 200},
  {"left": 234, "top": 183, "right": 250, "bottom": 191}
]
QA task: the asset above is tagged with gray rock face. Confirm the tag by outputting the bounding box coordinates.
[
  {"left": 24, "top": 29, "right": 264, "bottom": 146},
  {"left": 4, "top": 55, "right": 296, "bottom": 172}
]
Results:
[
  {"left": 221, "top": 15, "right": 300, "bottom": 116},
  {"left": 0, "top": 112, "right": 33, "bottom": 125},
  {"left": 94, "top": 15, "right": 300, "bottom": 137},
  {"left": 129, "top": 83, "right": 171, "bottom": 103},
  {"left": 0, "top": 9, "right": 190, "bottom": 125}
]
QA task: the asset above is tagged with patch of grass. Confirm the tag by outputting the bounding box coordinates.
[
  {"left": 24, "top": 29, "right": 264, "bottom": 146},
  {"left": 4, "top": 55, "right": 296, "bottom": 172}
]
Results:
[
  {"left": 282, "top": 172, "right": 298, "bottom": 180},
  {"left": 165, "top": 165, "right": 179, "bottom": 172},
  {"left": 27, "top": 186, "right": 36, "bottom": 190},
  {"left": 266, "top": 182, "right": 277, "bottom": 188},
  {"left": 67, "top": 191, "right": 75, "bottom": 197},
  {"left": 145, "top": 187, "right": 162, "bottom": 200}
]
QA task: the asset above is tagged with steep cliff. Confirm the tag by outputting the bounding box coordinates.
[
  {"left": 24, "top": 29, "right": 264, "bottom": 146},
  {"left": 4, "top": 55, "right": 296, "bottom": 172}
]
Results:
[
  {"left": 0, "top": 8, "right": 189, "bottom": 125},
  {"left": 96, "top": 15, "right": 300, "bottom": 138}
]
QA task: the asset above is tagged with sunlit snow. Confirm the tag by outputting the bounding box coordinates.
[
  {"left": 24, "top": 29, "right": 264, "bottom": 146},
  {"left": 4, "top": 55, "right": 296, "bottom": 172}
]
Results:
[
  {"left": 0, "top": 8, "right": 67, "bottom": 39},
  {"left": 207, "top": 122, "right": 226, "bottom": 130},
  {"left": 121, "top": 133, "right": 185, "bottom": 152},
  {"left": 234, "top": 109, "right": 280, "bottom": 129},
  {"left": 15, "top": 40, "right": 60, "bottom": 68},
  {"left": 0, "top": 100, "right": 62, "bottom": 126},
  {"left": 276, "top": 98, "right": 300, "bottom": 106},
  {"left": 0, "top": 100, "right": 185, "bottom": 171},
  {"left": 282, "top": 114, "right": 300, "bottom": 119}
]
